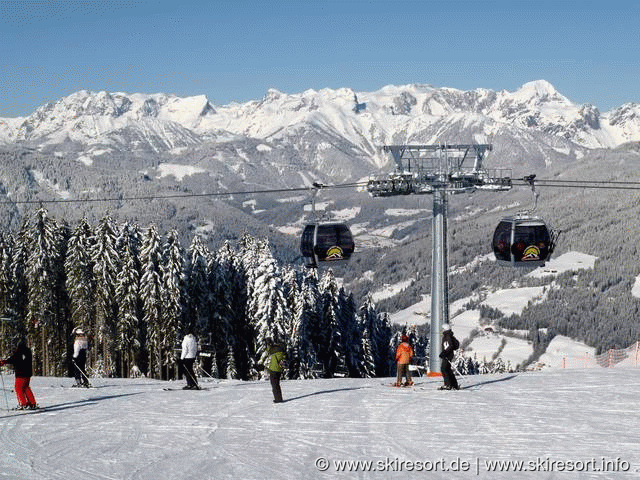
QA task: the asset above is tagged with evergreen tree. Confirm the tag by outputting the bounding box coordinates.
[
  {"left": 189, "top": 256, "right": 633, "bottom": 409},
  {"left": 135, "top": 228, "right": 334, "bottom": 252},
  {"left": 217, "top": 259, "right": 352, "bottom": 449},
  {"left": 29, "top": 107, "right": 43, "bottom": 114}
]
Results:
[
  {"left": 115, "top": 223, "right": 141, "bottom": 377},
  {"left": 293, "top": 270, "right": 321, "bottom": 379},
  {"left": 359, "top": 295, "right": 393, "bottom": 377},
  {"left": 359, "top": 326, "right": 375, "bottom": 378},
  {"left": 185, "top": 234, "right": 211, "bottom": 335},
  {"left": 249, "top": 240, "right": 289, "bottom": 374},
  {"left": 338, "top": 289, "right": 361, "bottom": 377},
  {"left": 208, "top": 250, "right": 233, "bottom": 379},
  {"left": 281, "top": 266, "right": 302, "bottom": 379},
  {"left": 161, "top": 229, "right": 184, "bottom": 379},
  {"left": 65, "top": 218, "right": 95, "bottom": 341},
  {"left": 217, "top": 240, "right": 250, "bottom": 379},
  {"left": 0, "top": 233, "right": 16, "bottom": 355},
  {"left": 24, "top": 208, "right": 64, "bottom": 375},
  {"left": 319, "top": 269, "right": 346, "bottom": 377},
  {"left": 91, "top": 213, "right": 120, "bottom": 375},
  {"left": 238, "top": 233, "right": 261, "bottom": 378},
  {"left": 140, "top": 224, "right": 164, "bottom": 378},
  {"left": 9, "top": 221, "right": 29, "bottom": 338},
  {"left": 225, "top": 344, "right": 237, "bottom": 379}
]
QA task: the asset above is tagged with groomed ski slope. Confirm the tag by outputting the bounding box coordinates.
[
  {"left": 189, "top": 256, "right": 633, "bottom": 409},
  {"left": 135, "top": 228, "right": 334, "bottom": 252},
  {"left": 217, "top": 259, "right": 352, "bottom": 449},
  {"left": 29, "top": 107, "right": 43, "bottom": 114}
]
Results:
[{"left": 1, "top": 369, "right": 639, "bottom": 479}]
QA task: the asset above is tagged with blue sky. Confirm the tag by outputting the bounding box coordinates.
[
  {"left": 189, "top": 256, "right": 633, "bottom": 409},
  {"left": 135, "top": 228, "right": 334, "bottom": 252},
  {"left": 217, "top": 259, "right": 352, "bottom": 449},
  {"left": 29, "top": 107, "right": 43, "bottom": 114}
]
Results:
[{"left": 1, "top": 0, "right": 639, "bottom": 117}]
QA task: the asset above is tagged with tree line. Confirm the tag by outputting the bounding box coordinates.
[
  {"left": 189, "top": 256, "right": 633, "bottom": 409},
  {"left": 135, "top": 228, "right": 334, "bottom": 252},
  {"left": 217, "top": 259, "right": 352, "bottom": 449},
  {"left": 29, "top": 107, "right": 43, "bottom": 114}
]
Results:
[{"left": 0, "top": 208, "right": 399, "bottom": 380}]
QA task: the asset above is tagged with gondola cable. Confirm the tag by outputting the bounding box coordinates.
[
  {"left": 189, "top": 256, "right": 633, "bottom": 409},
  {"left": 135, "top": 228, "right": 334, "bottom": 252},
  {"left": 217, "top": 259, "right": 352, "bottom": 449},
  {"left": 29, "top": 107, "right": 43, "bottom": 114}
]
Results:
[{"left": 4, "top": 178, "right": 640, "bottom": 206}]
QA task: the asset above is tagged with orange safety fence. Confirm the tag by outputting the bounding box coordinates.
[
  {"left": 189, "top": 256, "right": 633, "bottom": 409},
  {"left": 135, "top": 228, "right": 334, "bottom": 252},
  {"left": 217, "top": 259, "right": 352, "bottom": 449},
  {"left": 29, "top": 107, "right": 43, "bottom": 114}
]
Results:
[{"left": 559, "top": 341, "right": 640, "bottom": 368}]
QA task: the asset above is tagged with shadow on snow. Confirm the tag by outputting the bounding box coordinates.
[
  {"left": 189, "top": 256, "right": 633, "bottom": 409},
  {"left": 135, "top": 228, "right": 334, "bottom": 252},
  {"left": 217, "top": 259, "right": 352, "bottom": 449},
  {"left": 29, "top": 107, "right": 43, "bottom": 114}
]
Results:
[{"left": 0, "top": 391, "right": 143, "bottom": 419}]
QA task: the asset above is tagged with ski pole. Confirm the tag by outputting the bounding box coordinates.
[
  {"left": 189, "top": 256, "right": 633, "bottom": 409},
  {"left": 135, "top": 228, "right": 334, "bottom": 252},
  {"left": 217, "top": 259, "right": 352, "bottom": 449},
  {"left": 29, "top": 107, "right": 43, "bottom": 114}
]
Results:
[
  {"left": 0, "top": 367, "right": 10, "bottom": 412},
  {"left": 195, "top": 362, "right": 215, "bottom": 379},
  {"left": 181, "top": 359, "right": 199, "bottom": 387},
  {"left": 72, "top": 359, "right": 92, "bottom": 386}
]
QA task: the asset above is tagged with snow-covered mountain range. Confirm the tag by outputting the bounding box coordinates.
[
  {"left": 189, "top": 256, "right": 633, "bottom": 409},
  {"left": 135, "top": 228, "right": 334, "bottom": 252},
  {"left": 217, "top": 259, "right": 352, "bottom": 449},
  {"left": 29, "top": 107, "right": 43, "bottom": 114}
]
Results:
[{"left": 2, "top": 80, "right": 640, "bottom": 177}]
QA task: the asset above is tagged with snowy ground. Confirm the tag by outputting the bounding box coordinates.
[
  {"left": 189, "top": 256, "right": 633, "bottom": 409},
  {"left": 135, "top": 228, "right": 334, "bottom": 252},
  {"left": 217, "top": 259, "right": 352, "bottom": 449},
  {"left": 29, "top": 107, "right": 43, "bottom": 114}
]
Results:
[{"left": 1, "top": 369, "right": 639, "bottom": 479}]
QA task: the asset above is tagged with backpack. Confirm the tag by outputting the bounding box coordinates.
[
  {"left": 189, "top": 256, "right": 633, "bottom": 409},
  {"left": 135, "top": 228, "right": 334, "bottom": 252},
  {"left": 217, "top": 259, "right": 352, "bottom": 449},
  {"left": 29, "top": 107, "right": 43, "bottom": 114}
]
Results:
[{"left": 451, "top": 335, "right": 460, "bottom": 351}]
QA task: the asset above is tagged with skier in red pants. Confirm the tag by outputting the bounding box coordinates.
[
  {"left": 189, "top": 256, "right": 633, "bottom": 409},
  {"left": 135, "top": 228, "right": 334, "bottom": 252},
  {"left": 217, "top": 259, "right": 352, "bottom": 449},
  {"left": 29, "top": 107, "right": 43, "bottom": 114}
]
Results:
[{"left": 0, "top": 339, "right": 38, "bottom": 410}]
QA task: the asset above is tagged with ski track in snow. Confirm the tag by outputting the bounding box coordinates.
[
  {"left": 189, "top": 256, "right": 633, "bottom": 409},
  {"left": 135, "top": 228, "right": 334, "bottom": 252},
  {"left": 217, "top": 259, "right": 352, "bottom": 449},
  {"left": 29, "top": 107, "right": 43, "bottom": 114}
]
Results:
[{"left": 1, "top": 371, "right": 640, "bottom": 479}]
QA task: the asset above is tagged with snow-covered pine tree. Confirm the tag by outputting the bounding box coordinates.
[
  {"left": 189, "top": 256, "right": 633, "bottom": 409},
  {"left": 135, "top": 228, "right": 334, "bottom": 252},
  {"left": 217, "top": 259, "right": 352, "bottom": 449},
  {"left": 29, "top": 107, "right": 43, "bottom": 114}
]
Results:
[
  {"left": 359, "top": 326, "right": 375, "bottom": 378},
  {"left": 338, "top": 288, "right": 361, "bottom": 377},
  {"left": 55, "top": 220, "right": 72, "bottom": 370},
  {"left": 238, "top": 233, "right": 263, "bottom": 378},
  {"left": 140, "top": 224, "right": 164, "bottom": 379},
  {"left": 208, "top": 250, "right": 233, "bottom": 379},
  {"left": 0, "top": 233, "right": 16, "bottom": 355},
  {"left": 9, "top": 221, "right": 29, "bottom": 339},
  {"left": 293, "top": 270, "right": 321, "bottom": 379},
  {"left": 114, "top": 223, "right": 141, "bottom": 377},
  {"left": 249, "top": 239, "right": 289, "bottom": 376},
  {"left": 24, "top": 207, "right": 64, "bottom": 375},
  {"left": 319, "top": 269, "right": 346, "bottom": 377},
  {"left": 65, "top": 218, "right": 95, "bottom": 346},
  {"left": 454, "top": 353, "right": 468, "bottom": 375},
  {"left": 217, "top": 240, "right": 250, "bottom": 379},
  {"left": 478, "top": 357, "right": 491, "bottom": 375},
  {"left": 466, "top": 355, "right": 479, "bottom": 375},
  {"left": 281, "top": 266, "right": 299, "bottom": 334},
  {"left": 0, "top": 233, "right": 12, "bottom": 314},
  {"left": 239, "top": 233, "right": 260, "bottom": 323},
  {"left": 356, "top": 298, "right": 377, "bottom": 378},
  {"left": 161, "top": 229, "right": 184, "bottom": 380},
  {"left": 225, "top": 344, "right": 237, "bottom": 379},
  {"left": 359, "top": 295, "right": 393, "bottom": 377},
  {"left": 281, "top": 266, "right": 302, "bottom": 379},
  {"left": 492, "top": 357, "right": 506, "bottom": 374},
  {"left": 185, "top": 234, "right": 212, "bottom": 336},
  {"left": 91, "top": 214, "right": 121, "bottom": 376}
]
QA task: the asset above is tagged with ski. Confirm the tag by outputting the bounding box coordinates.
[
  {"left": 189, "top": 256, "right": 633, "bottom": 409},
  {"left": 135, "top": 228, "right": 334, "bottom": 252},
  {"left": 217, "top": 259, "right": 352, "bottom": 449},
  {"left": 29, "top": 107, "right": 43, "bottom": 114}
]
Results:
[
  {"left": 162, "top": 386, "right": 208, "bottom": 391},
  {"left": 10, "top": 406, "right": 45, "bottom": 414},
  {"left": 385, "top": 382, "right": 415, "bottom": 388}
]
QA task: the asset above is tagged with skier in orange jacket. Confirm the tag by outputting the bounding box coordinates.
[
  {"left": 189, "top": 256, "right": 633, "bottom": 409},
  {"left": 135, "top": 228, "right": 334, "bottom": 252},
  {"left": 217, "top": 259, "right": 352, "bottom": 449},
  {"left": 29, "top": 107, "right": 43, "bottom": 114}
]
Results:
[{"left": 394, "top": 334, "right": 414, "bottom": 386}]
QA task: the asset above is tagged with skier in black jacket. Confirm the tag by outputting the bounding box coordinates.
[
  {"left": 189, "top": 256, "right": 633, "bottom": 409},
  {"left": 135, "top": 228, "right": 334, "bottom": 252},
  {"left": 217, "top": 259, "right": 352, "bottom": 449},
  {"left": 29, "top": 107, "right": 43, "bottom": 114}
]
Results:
[
  {"left": 439, "top": 324, "right": 460, "bottom": 390},
  {"left": 0, "top": 339, "right": 38, "bottom": 409}
]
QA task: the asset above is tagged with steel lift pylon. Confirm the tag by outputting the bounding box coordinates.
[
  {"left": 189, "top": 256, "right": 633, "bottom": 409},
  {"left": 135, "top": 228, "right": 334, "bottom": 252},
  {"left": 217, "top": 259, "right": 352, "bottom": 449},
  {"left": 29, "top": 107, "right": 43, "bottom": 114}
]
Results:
[{"left": 367, "top": 144, "right": 512, "bottom": 375}]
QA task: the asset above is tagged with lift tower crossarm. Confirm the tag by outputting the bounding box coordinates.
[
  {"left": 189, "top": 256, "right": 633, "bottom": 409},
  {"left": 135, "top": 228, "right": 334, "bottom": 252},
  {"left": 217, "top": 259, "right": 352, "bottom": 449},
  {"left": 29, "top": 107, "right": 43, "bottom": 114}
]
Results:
[{"left": 366, "top": 144, "right": 512, "bottom": 375}]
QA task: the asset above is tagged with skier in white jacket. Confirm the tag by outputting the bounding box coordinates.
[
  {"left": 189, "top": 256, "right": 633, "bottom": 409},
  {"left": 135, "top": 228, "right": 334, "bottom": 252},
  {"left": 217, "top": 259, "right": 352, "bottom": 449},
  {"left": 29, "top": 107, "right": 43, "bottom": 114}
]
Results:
[
  {"left": 72, "top": 328, "right": 90, "bottom": 387},
  {"left": 180, "top": 332, "right": 199, "bottom": 390}
]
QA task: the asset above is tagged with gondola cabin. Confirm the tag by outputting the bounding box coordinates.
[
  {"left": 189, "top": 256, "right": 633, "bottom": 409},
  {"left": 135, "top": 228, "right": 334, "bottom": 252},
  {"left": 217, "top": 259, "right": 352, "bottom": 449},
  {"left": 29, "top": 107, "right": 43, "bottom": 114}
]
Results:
[
  {"left": 492, "top": 215, "right": 554, "bottom": 267},
  {"left": 300, "top": 223, "right": 355, "bottom": 268}
]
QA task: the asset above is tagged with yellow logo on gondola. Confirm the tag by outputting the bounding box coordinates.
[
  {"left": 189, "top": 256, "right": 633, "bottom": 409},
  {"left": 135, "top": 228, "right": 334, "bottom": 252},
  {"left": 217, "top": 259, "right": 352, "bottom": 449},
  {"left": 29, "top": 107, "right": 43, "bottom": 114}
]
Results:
[
  {"left": 522, "top": 245, "right": 541, "bottom": 261},
  {"left": 325, "top": 246, "right": 344, "bottom": 260}
]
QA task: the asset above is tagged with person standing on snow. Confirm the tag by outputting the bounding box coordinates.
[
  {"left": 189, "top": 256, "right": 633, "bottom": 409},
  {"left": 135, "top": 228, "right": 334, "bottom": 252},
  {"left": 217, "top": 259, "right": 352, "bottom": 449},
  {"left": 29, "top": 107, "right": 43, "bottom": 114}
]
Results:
[
  {"left": 180, "top": 331, "right": 200, "bottom": 390},
  {"left": 439, "top": 323, "right": 460, "bottom": 390},
  {"left": 0, "top": 339, "right": 38, "bottom": 410},
  {"left": 72, "top": 327, "right": 90, "bottom": 387},
  {"left": 394, "top": 334, "right": 414, "bottom": 386},
  {"left": 266, "top": 337, "right": 286, "bottom": 403}
]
